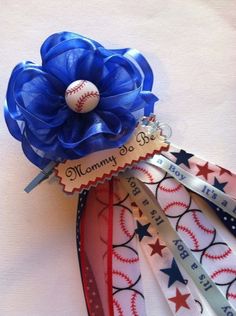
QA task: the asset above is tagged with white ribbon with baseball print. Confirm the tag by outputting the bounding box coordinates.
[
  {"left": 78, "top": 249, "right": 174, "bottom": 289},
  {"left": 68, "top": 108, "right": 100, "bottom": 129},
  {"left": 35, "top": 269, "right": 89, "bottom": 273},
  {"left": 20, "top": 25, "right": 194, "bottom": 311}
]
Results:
[
  {"left": 111, "top": 180, "right": 147, "bottom": 316},
  {"left": 131, "top": 204, "right": 209, "bottom": 315}
]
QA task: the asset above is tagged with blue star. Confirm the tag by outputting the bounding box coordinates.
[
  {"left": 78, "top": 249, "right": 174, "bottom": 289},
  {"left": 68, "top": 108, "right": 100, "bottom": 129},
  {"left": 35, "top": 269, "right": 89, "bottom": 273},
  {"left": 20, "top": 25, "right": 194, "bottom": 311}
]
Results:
[
  {"left": 171, "top": 150, "right": 194, "bottom": 168},
  {"left": 160, "top": 259, "right": 186, "bottom": 287},
  {"left": 135, "top": 221, "right": 152, "bottom": 241},
  {"left": 213, "top": 177, "right": 227, "bottom": 192}
]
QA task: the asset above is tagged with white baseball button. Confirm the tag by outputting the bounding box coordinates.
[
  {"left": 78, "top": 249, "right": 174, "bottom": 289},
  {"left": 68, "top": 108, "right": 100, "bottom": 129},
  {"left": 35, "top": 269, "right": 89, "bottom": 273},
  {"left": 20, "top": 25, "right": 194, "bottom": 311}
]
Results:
[{"left": 65, "top": 80, "right": 100, "bottom": 113}]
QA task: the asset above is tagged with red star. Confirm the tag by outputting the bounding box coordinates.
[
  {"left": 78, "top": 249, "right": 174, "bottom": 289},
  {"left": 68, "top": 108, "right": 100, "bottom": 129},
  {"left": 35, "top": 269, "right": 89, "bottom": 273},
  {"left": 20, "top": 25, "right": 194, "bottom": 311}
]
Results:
[
  {"left": 217, "top": 166, "right": 232, "bottom": 176},
  {"left": 196, "top": 162, "right": 214, "bottom": 180},
  {"left": 168, "top": 288, "right": 190, "bottom": 312},
  {"left": 148, "top": 238, "right": 166, "bottom": 256}
]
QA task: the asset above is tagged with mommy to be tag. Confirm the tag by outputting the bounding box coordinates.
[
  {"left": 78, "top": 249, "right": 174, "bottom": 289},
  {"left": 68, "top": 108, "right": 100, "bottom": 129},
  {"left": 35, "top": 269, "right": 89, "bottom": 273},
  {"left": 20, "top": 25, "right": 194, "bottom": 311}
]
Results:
[{"left": 55, "top": 125, "right": 169, "bottom": 193}]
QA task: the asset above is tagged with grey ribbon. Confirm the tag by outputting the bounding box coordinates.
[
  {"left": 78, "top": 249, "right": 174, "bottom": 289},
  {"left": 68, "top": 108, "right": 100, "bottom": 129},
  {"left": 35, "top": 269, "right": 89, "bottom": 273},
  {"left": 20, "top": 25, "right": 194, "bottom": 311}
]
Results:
[{"left": 148, "top": 154, "right": 236, "bottom": 218}]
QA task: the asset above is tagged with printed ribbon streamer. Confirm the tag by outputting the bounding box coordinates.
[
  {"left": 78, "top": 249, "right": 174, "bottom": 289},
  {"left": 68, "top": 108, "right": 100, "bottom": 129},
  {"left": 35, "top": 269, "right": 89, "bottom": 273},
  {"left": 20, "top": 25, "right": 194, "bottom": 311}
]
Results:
[
  {"left": 161, "top": 145, "right": 236, "bottom": 236},
  {"left": 111, "top": 179, "right": 146, "bottom": 316},
  {"left": 77, "top": 179, "right": 146, "bottom": 316},
  {"left": 147, "top": 155, "right": 236, "bottom": 217},
  {"left": 129, "top": 161, "right": 236, "bottom": 312},
  {"left": 131, "top": 204, "right": 206, "bottom": 315}
]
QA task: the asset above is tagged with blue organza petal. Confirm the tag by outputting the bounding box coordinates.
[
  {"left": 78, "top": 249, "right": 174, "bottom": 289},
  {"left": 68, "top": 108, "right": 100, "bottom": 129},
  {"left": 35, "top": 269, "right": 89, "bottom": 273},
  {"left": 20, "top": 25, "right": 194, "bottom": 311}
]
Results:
[
  {"left": 41, "top": 32, "right": 102, "bottom": 63},
  {"left": 21, "top": 132, "right": 52, "bottom": 168},
  {"left": 98, "top": 51, "right": 142, "bottom": 94},
  {"left": 58, "top": 111, "right": 122, "bottom": 149},
  {"left": 44, "top": 48, "right": 103, "bottom": 87},
  {"left": 24, "top": 125, "right": 66, "bottom": 159},
  {"left": 131, "top": 91, "right": 158, "bottom": 115},
  {"left": 13, "top": 67, "right": 69, "bottom": 129},
  {"left": 4, "top": 102, "right": 23, "bottom": 141},
  {"left": 43, "top": 48, "right": 104, "bottom": 86},
  {"left": 69, "top": 108, "right": 136, "bottom": 157},
  {"left": 6, "top": 61, "right": 41, "bottom": 121},
  {"left": 109, "top": 48, "right": 154, "bottom": 91},
  {"left": 99, "top": 86, "right": 142, "bottom": 111}
]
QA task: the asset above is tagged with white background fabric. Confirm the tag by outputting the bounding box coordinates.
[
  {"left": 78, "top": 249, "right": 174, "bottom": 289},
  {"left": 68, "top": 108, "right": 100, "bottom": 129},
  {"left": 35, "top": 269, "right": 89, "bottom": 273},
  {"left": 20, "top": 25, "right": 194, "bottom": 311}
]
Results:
[{"left": 0, "top": 1, "right": 235, "bottom": 315}]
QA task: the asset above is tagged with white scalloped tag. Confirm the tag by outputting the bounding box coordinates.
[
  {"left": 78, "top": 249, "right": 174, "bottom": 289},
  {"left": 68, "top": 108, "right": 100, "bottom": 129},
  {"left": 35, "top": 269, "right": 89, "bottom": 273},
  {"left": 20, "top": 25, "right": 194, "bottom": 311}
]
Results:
[{"left": 55, "top": 125, "right": 169, "bottom": 193}]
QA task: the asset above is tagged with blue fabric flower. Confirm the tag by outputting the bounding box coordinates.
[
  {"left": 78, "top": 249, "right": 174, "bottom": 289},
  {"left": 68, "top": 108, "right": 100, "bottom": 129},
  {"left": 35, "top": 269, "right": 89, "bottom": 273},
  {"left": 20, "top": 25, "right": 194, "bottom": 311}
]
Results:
[{"left": 5, "top": 32, "right": 158, "bottom": 169}]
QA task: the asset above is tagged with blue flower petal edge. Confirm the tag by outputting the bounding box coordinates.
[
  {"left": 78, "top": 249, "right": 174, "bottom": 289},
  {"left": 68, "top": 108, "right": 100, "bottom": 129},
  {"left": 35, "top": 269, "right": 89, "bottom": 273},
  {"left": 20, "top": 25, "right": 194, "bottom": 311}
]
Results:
[{"left": 4, "top": 32, "right": 158, "bottom": 169}]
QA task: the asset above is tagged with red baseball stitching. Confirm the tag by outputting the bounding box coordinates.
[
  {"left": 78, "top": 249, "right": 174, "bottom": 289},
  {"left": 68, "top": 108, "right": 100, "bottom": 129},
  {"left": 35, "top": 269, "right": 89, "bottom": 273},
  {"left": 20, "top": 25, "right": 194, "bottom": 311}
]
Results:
[
  {"left": 159, "top": 182, "right": 182, "bottom": 193},
  {"left": 132, "top": 166, "right": 154, "bottom": 183},
  {"left": 76, "top": 91, "right": 99, "bottom": 111},
  {"left": 120, "top": 208, "right": 133, "bottom": 238},
  {"left": 112, "top": 270, "right": 133, "bottom": 286},
  {"left": 163, "top": 201, "right": 188, "bottom": 213},
  {"left": 192, "top": 211, "right": 215, "bottom": 234},
  {"left": 65, "top": 80, "right": 86, "bottom": 96},
  {"left": 131, "top": 292, "right": 139, "bottom": 316},
  {"left": 113, "top": 298, "right": 124, "bottom": 316},
  {"left": 113, "top": 249, "right": 139, "bottom": 264},
  {"left": 177, "top": 224, "right": 199, "bottom": 249},
  {"left": 228, "top": 293, "right": 236, "bottom": 300},
  {"left": 204, "top": 248, "right": 232, "bottom": 261},
  {"left": 211, "top": 268, "right": 236, "bottom": 280}
]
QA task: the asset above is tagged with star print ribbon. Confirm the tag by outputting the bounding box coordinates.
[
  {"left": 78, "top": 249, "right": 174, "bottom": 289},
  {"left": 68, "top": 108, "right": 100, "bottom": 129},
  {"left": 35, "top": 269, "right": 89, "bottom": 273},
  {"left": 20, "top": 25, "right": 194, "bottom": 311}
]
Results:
[
  {"left": 131, "top": 203, "right": 207, "bottom": 315},
  {"left": 161, "top": 145, "right": 236, "bottom": 236}
]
